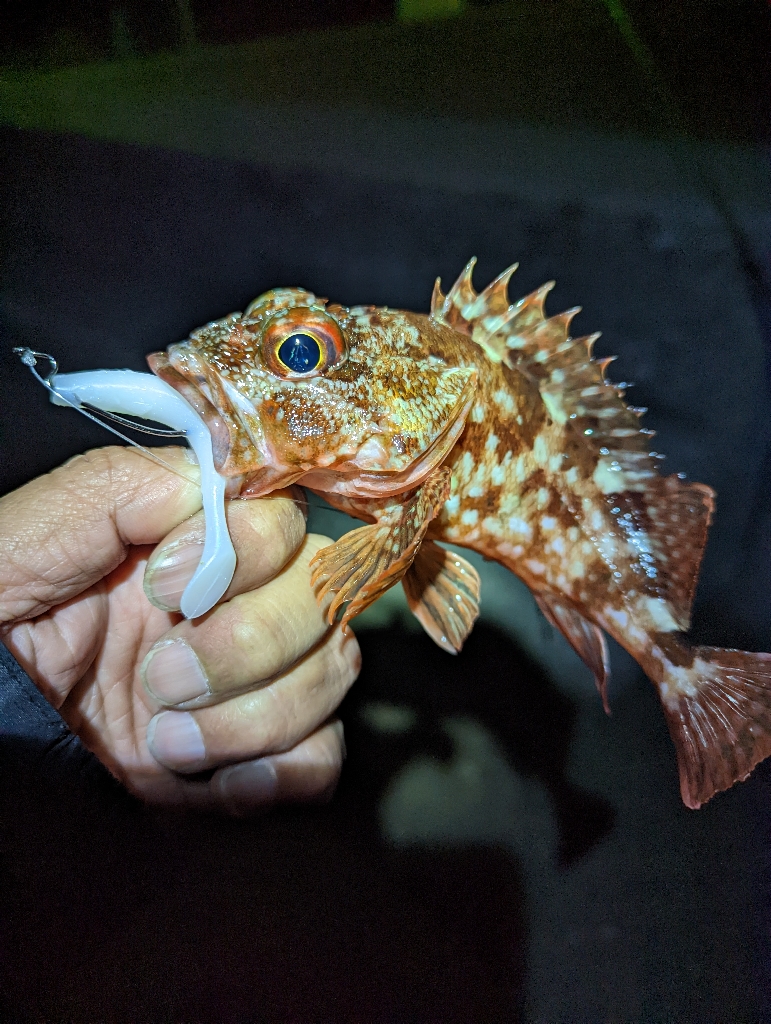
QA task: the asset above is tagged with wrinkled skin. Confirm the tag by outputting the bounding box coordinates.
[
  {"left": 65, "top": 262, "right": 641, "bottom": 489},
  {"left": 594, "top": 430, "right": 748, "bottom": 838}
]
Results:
[{"left": 0, "top": 447, "right": 360, "bottom": 810}]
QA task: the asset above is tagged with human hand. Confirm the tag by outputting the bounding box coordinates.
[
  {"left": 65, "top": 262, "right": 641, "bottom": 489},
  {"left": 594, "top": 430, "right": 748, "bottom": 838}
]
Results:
[{"left": 0, "top": 446, "right": 360, "bottom": 812}]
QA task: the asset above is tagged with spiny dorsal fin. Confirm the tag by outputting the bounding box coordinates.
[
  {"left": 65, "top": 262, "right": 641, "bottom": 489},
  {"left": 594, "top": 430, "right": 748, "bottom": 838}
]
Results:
[
  {"left": 431, "top": 258, "right": 545, "bottom": 362},
  {"left": 434, "top": 262, "right": 714, "bottom": 630},
  {"left": 464, "top": 263, "right": 519, "bottom": 319},
  {"left": 432, "top": 257, "right": 479, "bottom": 331},
  {"left": 433, "top": 261, "right": 667, "bottom": 488},
  {"left": 437, "top": 262, "right": 662, "bottom": 490},
  {"left": 431, "top": 259, "right": 545, "bottom": 337},
  {"left": 430, "top": 277, "right": 445, "bottom": 318}
]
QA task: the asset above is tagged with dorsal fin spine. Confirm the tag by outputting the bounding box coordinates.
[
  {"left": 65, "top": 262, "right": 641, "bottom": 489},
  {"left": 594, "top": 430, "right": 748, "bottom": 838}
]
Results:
[
  {"left": 445, "top": 257, "right": 477, "bottom": 315},
  {"left": 465, "top": 263, "right": 519, "bottom": 319},
  {"left": 585, "top": 332, "right": 601, "bottom": 358},
  {"left": 430, "top": 277, "right": 446, "bottom": 318},
  {"left": 598, "top": 356, "right": 617, "bottom": 376}
]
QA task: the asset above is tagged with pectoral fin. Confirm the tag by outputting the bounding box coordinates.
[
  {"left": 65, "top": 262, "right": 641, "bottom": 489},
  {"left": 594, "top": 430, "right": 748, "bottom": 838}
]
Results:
[
  {"left": 402, "top": 541, "right": 481, "bottom": 653},
  {"left": 310, "top": 467, "right": 452, "bottom": 628}
]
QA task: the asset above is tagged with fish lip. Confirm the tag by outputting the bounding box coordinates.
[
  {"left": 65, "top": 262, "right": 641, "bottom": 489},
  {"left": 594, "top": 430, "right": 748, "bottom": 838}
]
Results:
[{"left": 147, "top": 350, "right": 233, "bottom": 470}]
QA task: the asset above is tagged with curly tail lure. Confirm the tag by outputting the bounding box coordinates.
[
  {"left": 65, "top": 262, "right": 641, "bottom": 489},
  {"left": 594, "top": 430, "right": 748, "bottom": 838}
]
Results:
[{"left": 15, "top": 348, "right": 236, "bottom": 619}]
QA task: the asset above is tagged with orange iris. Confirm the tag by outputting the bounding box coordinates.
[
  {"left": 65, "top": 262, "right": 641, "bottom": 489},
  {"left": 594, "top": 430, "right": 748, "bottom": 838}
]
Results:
[{"left": 261, "top": 307, "right": 347, "bottom": 378}]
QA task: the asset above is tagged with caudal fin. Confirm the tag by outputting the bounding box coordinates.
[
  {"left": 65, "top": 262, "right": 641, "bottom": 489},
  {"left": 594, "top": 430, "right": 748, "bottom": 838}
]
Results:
[{"left": 654, "top": 639, "right": 771, "bottom": 808}]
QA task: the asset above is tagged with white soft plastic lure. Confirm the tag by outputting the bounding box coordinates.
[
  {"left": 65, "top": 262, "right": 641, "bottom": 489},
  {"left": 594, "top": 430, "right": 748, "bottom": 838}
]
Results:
[{"left": 15, "top": 350, "right": 236, "bottom": 619}]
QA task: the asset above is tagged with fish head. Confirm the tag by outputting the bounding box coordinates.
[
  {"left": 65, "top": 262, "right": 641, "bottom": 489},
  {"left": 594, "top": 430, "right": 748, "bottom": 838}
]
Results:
[{"left": 148, "top": 288, "right": 477, "bottom": 497}]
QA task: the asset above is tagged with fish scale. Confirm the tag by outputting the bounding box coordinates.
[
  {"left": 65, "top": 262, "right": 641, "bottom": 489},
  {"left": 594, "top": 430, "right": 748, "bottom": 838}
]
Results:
[{"left": 148, "top": 262, "right": 771, "bottom": 810}]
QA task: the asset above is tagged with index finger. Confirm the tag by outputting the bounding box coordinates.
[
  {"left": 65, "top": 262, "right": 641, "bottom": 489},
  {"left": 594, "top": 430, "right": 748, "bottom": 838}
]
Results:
[{"left": 0, "top": 446, "right": 203, "bottom": 623}]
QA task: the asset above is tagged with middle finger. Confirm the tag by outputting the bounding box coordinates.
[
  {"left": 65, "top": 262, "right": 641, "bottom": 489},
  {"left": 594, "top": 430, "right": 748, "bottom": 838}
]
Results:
[{"left": 141, "top": 534, "right": 334, "bottom": 706}]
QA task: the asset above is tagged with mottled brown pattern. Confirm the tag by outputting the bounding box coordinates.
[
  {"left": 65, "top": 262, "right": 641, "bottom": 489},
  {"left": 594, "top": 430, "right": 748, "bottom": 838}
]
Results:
[{"left": 148, "top": 262, "right": 771, "bottom": 808}]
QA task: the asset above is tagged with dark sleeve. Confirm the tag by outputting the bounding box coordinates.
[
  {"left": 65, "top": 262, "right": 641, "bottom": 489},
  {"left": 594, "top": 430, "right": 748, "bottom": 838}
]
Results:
[
  {"left": 0, "top": 641, "right": 70, "bottom": 762},
  {"left": 0, "top": 640, "right": 118, "bottom": 788}
]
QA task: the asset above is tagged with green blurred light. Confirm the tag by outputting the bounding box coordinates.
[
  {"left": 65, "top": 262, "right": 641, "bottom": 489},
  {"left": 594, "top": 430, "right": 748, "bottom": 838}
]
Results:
[
  {"left": 599, "top": 0, "right": 684, "bottom": 133},
  {"left": 398, "top": 0, "right": 465, "bottom": 22}
]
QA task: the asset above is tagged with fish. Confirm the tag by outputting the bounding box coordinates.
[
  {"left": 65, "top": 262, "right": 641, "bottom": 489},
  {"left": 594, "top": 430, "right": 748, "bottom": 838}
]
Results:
[{"left": 147, "top": 259, "right": 771, "bottom": 809}]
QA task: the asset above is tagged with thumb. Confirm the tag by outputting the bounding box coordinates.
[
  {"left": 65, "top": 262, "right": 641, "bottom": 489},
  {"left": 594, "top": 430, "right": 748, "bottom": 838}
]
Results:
[{"left": 0, "top": 446, "right": 203, "bottom": 624}]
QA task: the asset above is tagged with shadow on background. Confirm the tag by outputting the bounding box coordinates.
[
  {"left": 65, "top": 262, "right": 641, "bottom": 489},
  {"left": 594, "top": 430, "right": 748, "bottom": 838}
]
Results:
[
  {"left": 1, "top": 627, "right": 530, "bottom": 1024},
  {"left": 0, "top": 620, "right": 619, "bottom": 1021},
  {"left": 343, "top": 623, "right": 615, "bottom": 868}
]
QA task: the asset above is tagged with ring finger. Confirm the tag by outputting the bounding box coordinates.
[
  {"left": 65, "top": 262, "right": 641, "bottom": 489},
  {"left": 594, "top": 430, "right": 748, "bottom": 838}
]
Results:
[
  {"left": 145, "top": 622, "right": 360, "bottom": 773},
  {"left": 150, "top": 718, "right": 347, "bottom": 814}
]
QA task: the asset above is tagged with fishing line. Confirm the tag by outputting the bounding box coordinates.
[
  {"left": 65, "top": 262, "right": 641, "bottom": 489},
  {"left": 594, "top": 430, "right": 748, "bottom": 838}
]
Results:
[
  {"left": 13, "top": 347, "right": 314, "bottom": 512},
  {"left": 14, "top": 347, "right": 199, "bottom": 485}
]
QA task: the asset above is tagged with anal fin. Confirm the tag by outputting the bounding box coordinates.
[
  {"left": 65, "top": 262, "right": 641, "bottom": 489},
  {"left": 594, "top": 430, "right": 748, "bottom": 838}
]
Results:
[
  {"left": 402, "top": 541, "right": 481, "bottom": 653},
  {"left": 534, "top": 592, "right": 611, "bottom": 713}
]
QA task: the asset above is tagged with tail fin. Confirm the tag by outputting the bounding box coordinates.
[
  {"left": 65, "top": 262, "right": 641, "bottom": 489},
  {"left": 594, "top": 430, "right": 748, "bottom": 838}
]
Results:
[{"left": 654, "top": 638, "right": 771, "bottom": 808}]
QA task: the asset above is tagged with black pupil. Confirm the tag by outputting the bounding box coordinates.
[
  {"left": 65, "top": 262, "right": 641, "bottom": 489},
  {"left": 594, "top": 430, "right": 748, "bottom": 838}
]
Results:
[{"left": 277, "top": 333, "right": 322, "bottom": 373}]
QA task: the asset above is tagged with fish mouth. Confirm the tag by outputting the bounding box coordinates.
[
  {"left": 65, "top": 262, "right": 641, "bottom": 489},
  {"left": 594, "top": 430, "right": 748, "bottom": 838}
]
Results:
[
  {"left": 147, "top": 350, "right": 234, "bottom": 471},
  {"left": 147, "top": 347, "right": 277, "bottom": 491}
]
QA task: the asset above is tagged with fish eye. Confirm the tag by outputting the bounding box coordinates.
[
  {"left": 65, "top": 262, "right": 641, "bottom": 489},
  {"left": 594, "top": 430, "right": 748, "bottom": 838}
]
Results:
[
  {"left": 276, "top": 333, "right": 323, "bottom": 374},
  {"left": 261, "top": 307, "right": 347, "bottom": 378}
]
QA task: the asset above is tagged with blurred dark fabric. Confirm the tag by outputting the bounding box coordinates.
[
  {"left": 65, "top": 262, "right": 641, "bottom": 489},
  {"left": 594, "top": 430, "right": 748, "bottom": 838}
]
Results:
[{"left": 0, "top": 631, "right": 529, "bottom": 1024}]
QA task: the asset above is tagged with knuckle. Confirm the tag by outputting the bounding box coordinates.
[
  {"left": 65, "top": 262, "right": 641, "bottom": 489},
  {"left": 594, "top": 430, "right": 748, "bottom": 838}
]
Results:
[
  {"left": 229, "top": 593, "right": 288, "bottom": 655},
  {"left": 273, "top": 494, "right": 308, "bottom": 548},
  {"left": 237, "top": 496, "right": 307, "bottom": 576},
  {"left": 79, "top": 446, "right": 139, "bottom": 490},
  {"left": 234, "top": 685, "right": 296, "bottom": 752},
  {"left": 316, "top": 727, "right": 345, "bottom": 772},
  {"left": 305, "top": 731, "right": 345, "bottom": 802},
  {"left": 260, "top": 687, "right": 297, "bottom": 750}
]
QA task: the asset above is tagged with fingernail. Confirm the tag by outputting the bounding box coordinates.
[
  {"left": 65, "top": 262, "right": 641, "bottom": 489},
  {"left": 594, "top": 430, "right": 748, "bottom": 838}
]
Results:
[
  {"left": 147, "top": 711, "right": 206, "bottom": 770},
  {"left": 219, "top": 759, "right": 278, "bottom": 813},
  {"left": 144, "top": 542, "right": 204, "bottom": 611},
  {"left": 141, "top": 639, "right": 210, "bottom": 704}
]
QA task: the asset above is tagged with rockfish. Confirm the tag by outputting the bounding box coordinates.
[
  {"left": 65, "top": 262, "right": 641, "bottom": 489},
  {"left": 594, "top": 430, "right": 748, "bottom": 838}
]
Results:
[{"left": 148, "top": 260, "right": 771, "bottom": 809}]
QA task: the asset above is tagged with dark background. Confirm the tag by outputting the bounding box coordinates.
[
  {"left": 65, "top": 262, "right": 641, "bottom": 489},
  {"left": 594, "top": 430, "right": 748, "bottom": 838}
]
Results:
[{"left": 1, "top": 2, "right": 771, "bottom": 1021}]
